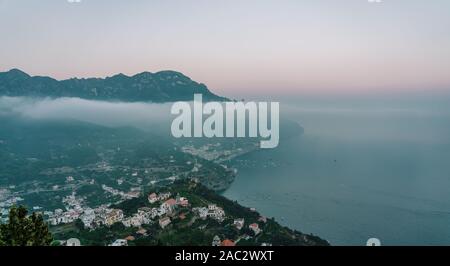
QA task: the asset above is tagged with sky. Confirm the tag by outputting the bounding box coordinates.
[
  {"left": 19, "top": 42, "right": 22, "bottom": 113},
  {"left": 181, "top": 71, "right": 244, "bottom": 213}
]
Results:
[{"left": 0, "top": 0, "right": 450, "bottom": 97}]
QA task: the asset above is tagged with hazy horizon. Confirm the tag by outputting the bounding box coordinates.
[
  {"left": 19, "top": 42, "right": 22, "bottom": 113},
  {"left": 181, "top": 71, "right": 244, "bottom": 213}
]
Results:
[{"left": 1, "top": 0, "right": 450, "bottom": 97}]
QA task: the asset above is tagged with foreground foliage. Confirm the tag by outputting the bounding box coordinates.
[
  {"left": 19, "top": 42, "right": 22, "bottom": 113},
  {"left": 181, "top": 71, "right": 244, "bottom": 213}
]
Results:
[{"left": 0, "top": 206, "right": 53, "bottom": 246}]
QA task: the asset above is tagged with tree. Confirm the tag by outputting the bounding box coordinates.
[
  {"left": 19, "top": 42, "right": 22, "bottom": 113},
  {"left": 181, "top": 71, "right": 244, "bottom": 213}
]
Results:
[
  {"left": 29, "top": 212, "right": 53, "bottom": 246},
  {"left": 0, "top": 225, "right": 5, "bottom": 246},
  {"left": 0, "top": 205, "right": 53, "bottom": 246},
  {"left": 74, "top": 218, "right": 85, "bottom": 230}
]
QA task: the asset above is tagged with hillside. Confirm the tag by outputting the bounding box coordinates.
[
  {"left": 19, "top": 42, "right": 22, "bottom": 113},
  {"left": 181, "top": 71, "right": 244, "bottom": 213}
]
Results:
[
  {"left": 51, "top": 180, "right": 329, "bottom": 246},
  {"left": 0, "top": 69, "right": 227, "bottom": 102}
]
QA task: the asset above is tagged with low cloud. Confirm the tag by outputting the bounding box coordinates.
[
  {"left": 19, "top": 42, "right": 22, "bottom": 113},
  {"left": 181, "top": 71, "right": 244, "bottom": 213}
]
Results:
[{"left": 0, "top": 96, "right": 173, "bottom": 132}]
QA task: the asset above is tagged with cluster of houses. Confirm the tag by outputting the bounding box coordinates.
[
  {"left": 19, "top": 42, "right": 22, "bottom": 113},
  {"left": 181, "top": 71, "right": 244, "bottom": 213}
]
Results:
[
  {"left": 101, "top": 184, "right": 141, "bottom": 200},
  {"left": 0, "top": 190, "right": 24, "bottom": 223},
  {"left": 107, "top": 192, "right": 193, "bottom": 246},
  {"left": 107, "top": 191, "right": 241, "bottom": 246},
  {"left": 209, "top": 216, "right": 268, "bottom": 246},
  {"left": 233, "top": 218, "right": 263, "bottom": 235},
  {"left": 103, "top": 192, "right": 271, "bottom": 246},
  {"left": 45, "top": 189, "right": 192, "bottom": 230},
  {"left": 146, "top": 192, "right": 190, "bottom": 229},
  {"left": 181, "top": 143, "right": 240, "bottom": 162},
  {"left": 45, "top": 187, "right": 271, "bottom": 247},
  {"left": 44, "top": 192, "right": 124, "bottom": 228},
  {"left": 122, "top": 207, "right": 152, "bottom": 228},
  {"left": 48, "top": 204, "right": 124, "bottom": 228},
  {"left": 192, "top": 204, "right": 226, "bottom": 222},
  {"left": 147, "top": 192, "right": 171, "bottom": 204},
  {"left": 47, "top": 193, "right": 86, "bottom": 225},
  {"left": 45, "top": 180, "right": 144, "bottom": 227},
  {"left": 84, "top": 191, "right": 190, "bottom": 231},
  {"left": 46, "top": 183, "right": 142, "bottom": 227},
  {"left": 48, "top": 208, "right": 80, "bottom": 225}
]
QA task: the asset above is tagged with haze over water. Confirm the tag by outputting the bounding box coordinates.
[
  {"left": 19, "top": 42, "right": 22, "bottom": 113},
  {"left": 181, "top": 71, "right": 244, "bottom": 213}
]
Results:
[{"left": 223, "top": 97, "right": 450, "bottom": 245}]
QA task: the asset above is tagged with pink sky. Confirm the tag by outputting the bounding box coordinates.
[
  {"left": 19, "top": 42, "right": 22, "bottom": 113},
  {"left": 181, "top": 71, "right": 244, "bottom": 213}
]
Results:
[{"left": 1, "top": 0, "right": 449, "bottom": 97}]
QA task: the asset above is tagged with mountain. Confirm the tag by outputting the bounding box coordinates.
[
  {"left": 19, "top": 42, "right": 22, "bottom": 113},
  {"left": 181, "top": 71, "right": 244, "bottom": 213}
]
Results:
[
  {"left": 0, "top": 115, "right": 234, "bottom": 190},
  {"left": 0, "top": 69, "right": 228, "bottom": 102}
]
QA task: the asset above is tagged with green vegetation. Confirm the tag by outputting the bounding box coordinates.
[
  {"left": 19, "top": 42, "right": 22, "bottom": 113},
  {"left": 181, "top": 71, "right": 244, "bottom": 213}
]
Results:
[
  {"left": 0, "top": 205, "right": 53, "bottom": 246},
  {"left": 0, "top": 69, "right": 227, "bottom": 102},
  {"left": 0, "top": 115, "right": 235, "bottom": 215},
  {"left": 51, "top": 181, "right": 329, "bottom": 246}
]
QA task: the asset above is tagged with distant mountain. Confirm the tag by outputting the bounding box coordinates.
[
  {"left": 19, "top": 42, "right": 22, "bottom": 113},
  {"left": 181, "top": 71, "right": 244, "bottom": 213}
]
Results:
[{"left": 0, "top": 69, "right": 228, "bottom": 102}]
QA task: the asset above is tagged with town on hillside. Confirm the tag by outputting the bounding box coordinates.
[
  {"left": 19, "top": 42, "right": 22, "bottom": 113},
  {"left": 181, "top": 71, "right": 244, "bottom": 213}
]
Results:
[{"left": 49, "top": 181, "right": 328, "bottom": 246}]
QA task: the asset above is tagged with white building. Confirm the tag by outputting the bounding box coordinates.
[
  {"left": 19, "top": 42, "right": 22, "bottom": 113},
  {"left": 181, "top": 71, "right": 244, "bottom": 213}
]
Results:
[
  {"left": 194, "top": 207, "right": 209, "bottom": 220},
  {"left": 148, "top": 193, "right": 158, "bottom": 204},
  {"left": 80, "top": 209, "right": 95, "bottom": 228},
  {"left": 105, "top": 209, "right": 124, "bottom": 226},
  {"left": 212, "top": 235, "right": 221, "bottom": 246},
  {"left": 177, "top": 197, "right": 189, "bottom": 207},
  {"left": 66, "top": 238, "right": 81, "bottom": 246},
  {"left": 110, "top": 239, "right": 128, "bottom": 246},
  {"left": 208, "top": 204, "right": 218, "bottom": 211},
  {"left": 249, "top": 223, "right": 261, "bottom": 235},
  {"left": 122, "top": 217, "right": 133, "bottom": 227},
  {"left": 234, "top": 218, "right": 245, "bottom": 230},
  {"left": 208, "top": 208, "right": 225, "bottom": 222},
  {"left": 158, "top": 192, "right": 171, "bottom": 201}
]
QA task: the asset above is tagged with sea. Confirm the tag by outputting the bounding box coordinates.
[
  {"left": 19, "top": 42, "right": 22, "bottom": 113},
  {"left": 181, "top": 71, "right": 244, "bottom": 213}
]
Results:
[{"left": 223, "top": 97, "right": 450, "bottom": 245}]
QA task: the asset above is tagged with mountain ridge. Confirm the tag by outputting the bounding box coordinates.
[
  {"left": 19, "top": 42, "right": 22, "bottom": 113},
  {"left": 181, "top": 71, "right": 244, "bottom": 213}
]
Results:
[{"left": 0, "top": 69, "right": 228, "bottom": 102}]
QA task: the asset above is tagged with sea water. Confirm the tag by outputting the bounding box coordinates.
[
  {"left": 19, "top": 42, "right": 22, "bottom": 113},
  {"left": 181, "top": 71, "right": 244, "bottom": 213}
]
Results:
[{"left": 223, "top": 98, "right": 450, "bottom": 245}]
